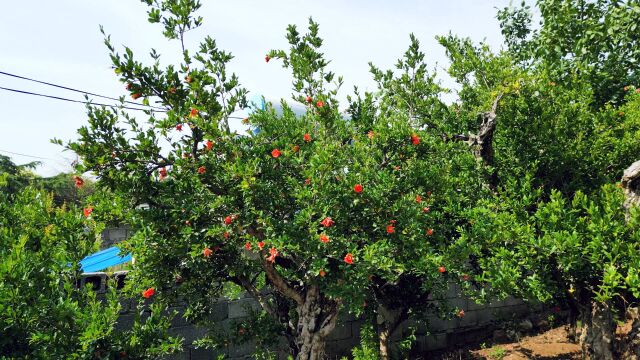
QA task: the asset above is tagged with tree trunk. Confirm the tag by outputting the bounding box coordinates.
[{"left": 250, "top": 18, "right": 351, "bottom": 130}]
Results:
[
  {"left": 579, "top": 302, "right": 616, "bottom": 360},
  {"left": 377, "top": 305, "right": 408, "bottom": 360},
  {"left": 294, "top": 285, "right": 339, "bottom": 360},
  {"left": 622, "top": 159, "right": 640, "bottom": 220}
]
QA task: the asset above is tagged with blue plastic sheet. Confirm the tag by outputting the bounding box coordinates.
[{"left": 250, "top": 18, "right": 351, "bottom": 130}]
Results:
[{"left": 80, "top": 246, "right": 131, "bottom": 273}]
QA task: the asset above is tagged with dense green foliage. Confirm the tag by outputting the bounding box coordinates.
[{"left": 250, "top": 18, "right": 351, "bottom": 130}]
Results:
[
  {"left": 49, "top": 0, "right": 640, "bottom": 358},
  {"left": 0, "top": 187, "right": 180, "bottom": 359}
]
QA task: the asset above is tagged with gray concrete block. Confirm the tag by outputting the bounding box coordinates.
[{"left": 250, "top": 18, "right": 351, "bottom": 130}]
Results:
[
  {"left": 171, "top": 325, "right": 208, "bottom": 345},
  {"left": 325, "top": 338, "right": 358, "bottom": 359},
  {"left": 190, "top": 346, "right": 227, "bottom": 360},
  {"left": 456, "top": 309, "right": 481, "bottom": 328},
  {"left": 228, "top": 298, "right": 260, "bottom": 319},
  {"left": 445, "top": 283, "right": 462, "bottom": 299},
  {"left": 228, "top": 339, "right": 255, "bottom": 358},
  {"left": 116, "top": 314, "right": 135, "bottom": 331},
  {"left": 108, "top": 227, "right": 128, "bottom": 241},
  {"left": 421, "top": 333, "right": 448, "bottom": 351},
  {"left": 327, "top": 320, "right": 352, "bottom": 341},
  {"left": 210, "top": 301, "right": 229, "bottom": 322},
  {"left": 81, "top": 272, "right": 106, "bottom": 292}
]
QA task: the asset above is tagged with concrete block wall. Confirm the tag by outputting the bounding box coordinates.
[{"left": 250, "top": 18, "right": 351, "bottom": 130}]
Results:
[{"left": 80, "top": 272, "right": 528, "bottom": 359}]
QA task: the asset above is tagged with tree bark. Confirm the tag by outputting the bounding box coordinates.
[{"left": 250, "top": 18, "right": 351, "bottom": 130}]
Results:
[
  {"left": 622, "top": 160, "right": 640, "bottom": 219},
  {"left": 377, "top": 305, "right": 408, "bottom": 360},
  {"left": 294, "top": 285, "right": 339, "bottom": 360},
  {"left": 579, "top": 302, "right": 616, "bottom": 360}
]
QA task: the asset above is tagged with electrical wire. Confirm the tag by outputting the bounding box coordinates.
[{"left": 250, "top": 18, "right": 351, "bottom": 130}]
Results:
[
  {"left": 0, "top": 149, "right": 54, "bottom": 160},
  {"left": 0, "top": 85, "right": 249, "bottom": 120},
  {"left": 0, "top": 70, "right": 166, "bottom": 110},
  {"left": 0, "top": 86, "right": 167, "bottom": 112}
]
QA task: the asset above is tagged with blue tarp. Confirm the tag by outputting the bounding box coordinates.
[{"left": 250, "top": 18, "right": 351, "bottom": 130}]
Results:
[{"left": 80, "top": 246, "right": 131, "bottom": 273}]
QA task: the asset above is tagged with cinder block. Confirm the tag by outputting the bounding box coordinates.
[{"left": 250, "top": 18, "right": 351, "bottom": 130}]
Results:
[
  {"left": 164, "top": 350, "right": 190, "bottom": 360},
  {"left": 81, "top": 272, "right": 106, "bottom": 292},
  {"left": 228, "top": 298, "right": 260, "bottom": 319},
  {"left": 327, "top": 320, "right": 352, "bottom": 341},
  {"left": 190, "top": 346, "right": 227, "bottom": 360},
  {"left": 210, "top": 301, "right": 229, "bottom": 322},
  {"left": 171, "top": 325, "right": 208, "bottom": 345},
  {"left": 422, "top": 333, "right": 448, "bottom": 351},
  {"left": 108, "top": 227, "right": 128, "bottom": 242},
  {"left": 116, "top": 314, "right": 135, "bottom": 331},
  {"left": 468, "top": 299, "right": 490, "bottom": 311},
  {"left": 445, "top": 283, "right": 462, "bottom": 299},
  {"left": 228, "top": 339, "right": 255, "bottom": 358},
  {"left": 456, "top": 309, "right": 481, "bottom": 328},
  {"left": 325, "top": 338, "right": 359, "bottom": 359}
]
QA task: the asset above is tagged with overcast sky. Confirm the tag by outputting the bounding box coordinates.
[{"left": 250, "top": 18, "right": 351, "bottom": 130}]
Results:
[{"left": 0, "top": 1, "right": 534, "bottom": 176}]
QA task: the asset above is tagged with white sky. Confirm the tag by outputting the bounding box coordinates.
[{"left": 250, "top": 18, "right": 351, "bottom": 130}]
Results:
[{"left": 0, "top": 1, "right": 534, "bottom": 176}]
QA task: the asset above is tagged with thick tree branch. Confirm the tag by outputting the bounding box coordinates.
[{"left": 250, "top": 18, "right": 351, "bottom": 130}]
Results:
[
  {"left": 235, "top": 274, "right": 277, "bottom": 318},
  {"left": 261, "top": 257, "right": 304, "bottom": 306}
]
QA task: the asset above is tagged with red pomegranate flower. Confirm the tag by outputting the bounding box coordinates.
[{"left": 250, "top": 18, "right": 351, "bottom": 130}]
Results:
[
  {"left": 223, "top": 231, "right": 230, "bottom": 239},
  {"left": 353, "top": 184, "right": 363, "bottom": 193},
  {"left": 197, "top": 166, "right": 206, "bottom": 174},
  {"left": 344, "top": 253, "right": 354, "bottom": 264},
  {"left": 426, "top": 228, "right": 434, "bottom": 236},
  {"left": 265, "top": 55, "right": 271, "bottom": 63},
  {"left": 203, "top": 247, "right": 213, "bottom": 258},
  {"left": 386, "top": 224, "right": 395, "bottom": 234},
  {"left": 316, "top": 100, "right": 324, "bottom": 108},
  {"left": 304, "top": 178, "right": 311, "bottom": 185},
  {"left": 176, "top": 124, "right": 183, "bottom": 131},
  {"left": 224, "top": 216, "right": 233, "bottom": 225},
  {"left": 267, "top": 247, "right": 278, "bottom": 263},
  {"left": 73, "top": 176, "right": 84, "bottom": 188},
  {"left": 306, "top": 95, "right": 312, "bottom": 103},
  {"left": 319, "top": 269, "right": 326, "bottom": 277},
  {"left": 189, "top": 108, "right": 199, "bottom": 118},
  {"left": 271, "top": 149, "right": 281, "bottom": 158},
  {"left": 320, "top": 217, "right": 335, "bottom": 228},
  {"left": 411, "top": 134, "right": 420, "bottom": 145},
  {"left": 423, "top": 206, "right": 430, "bottom": 213},
  {"left": 258, "top": 241, "right": 265, "bottom": 250},
  {"left": 141, "top": 287, "right": 155, "bottom": 299},
  {"left": 415, "top": 195, "right": 422, "bottom": 203},
  {"left": 244, "top": 241, "right": 252, "bottom": 250},
  {"left": 319, "top": 234, "right": 330, "bottom": 243},
  {"left": 131, "top": 93, "right": 142, "bottom": 100},
  {"left": 438, "top": 266, "right": 446, "bottom": 273},
  {"left": 125, "top": 83, "right": 133, "bottom": 90},
  {"left": 457, "top": 309, "right": 465, "bottom": 318},
  {"left": 304, "top": 133, "right": 311, "bottom": 142},
  {"left": 205, "top": 140, "right": 213, "bottom": 150},
  {"left": 83, "top": 207, "right": 93, "bottom": 218}
]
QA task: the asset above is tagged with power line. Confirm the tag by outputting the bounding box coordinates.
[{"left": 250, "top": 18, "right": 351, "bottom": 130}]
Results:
[
  {"left": 0, "top": 70, "right": 167, "bottom": 111},
  {"left": 0, "top": 149, "right": 55, "bottom": 161},
  {"left": 0, "top": 86, "right": 166, "bottom": 112},
  {"left": 0, "top": 85, "right": 248, "bottom": 119}
]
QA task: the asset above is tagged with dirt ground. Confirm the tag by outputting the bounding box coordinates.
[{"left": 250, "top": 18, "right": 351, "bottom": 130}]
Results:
[{"left": 471, "top": 326, "right": 581, "bottom": 359}]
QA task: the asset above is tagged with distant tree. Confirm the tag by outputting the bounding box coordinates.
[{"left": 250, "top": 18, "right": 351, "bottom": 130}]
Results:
[{"left": 0, "top": 154, "right": 39, "bottom": 196}]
